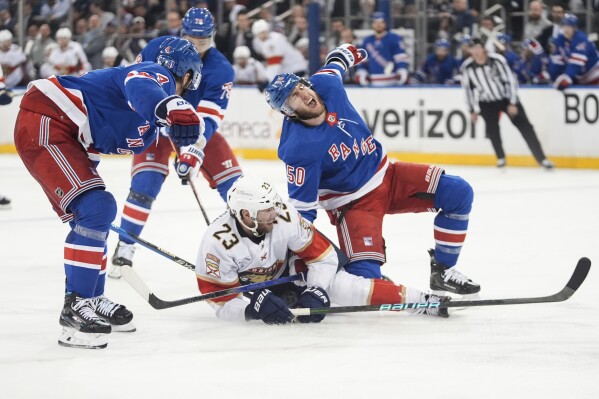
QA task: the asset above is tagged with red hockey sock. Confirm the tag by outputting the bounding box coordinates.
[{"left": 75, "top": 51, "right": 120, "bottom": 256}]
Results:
[{"left": 369, "top": 279, "right": 405, "bottom": 305}]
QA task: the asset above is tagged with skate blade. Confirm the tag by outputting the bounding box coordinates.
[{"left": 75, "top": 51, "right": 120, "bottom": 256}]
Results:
[
  {"left": 58, "top": 327, "right": 108, "bottom": 349},
  {"left": 111, "top": 322, "right": 136, "bottom": 333}
]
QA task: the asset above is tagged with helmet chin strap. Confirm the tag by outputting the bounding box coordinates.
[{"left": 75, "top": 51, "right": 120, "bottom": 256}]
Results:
[{"left": 238, "top": 214, "right": 264, "bottom": 237}]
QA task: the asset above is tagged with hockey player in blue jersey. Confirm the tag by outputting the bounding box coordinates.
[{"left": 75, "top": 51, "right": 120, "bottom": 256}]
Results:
[
  {"left": 110, "top": 8, "right": 243, "bottom": 278},
  {"left": 513, "top": 38, "right": 550, "bottom": 84},
  {"left": 549, "top": 14, "right": 599, "bottom": 89},
  {"left": 355, "top": 12, "right": 409, "bottom": 86},
  {"left": 14, "top": 38, "right": 204, "bottom": 349},
  {"left": 265, "top": 44, "right": 480, "bottom": 296},
  {"left": 411, "top": 39, "right": 457, "bottom": 85}
]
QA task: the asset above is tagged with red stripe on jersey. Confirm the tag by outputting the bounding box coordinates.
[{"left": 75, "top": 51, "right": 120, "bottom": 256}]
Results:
[
  {"left": 296, "top": 228, "right": 332, "bottom": 263},
  {"left": 197, "top": 106, "right": 224, "bottom": 119},
  {"left": 434, "top": 229, "right": 467, "bottom": 243},
  {"left": 64, "top": 246, "right": 104, "bottom": 265},
  {"left": 197, "top": 277, "right": 241, "bottom": 304},
  {"left": 267, "top": 56, "right": 284, "bottom": 65},
  {"left": 319, "top": 155, "right": 387, "bottom": 201},
  {"left": 48, "top": 76, "right": 87, "bottom": 116},
  {"left": 369, "top": 279, "right": 404, "bottom": 305},
  {"left": 123, "top": 203, "right": 150, "bottom": 223},
  {"left": 101, "top": 253, "right": 107, "bottom": 271}
]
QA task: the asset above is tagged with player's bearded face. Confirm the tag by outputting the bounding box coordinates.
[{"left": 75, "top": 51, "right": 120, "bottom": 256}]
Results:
[
  {"left": 253, "top": 208, "right": 278, "bottom": 234},
  {"left": 286, "top": 83, "right": 325, "bottom": 120}
]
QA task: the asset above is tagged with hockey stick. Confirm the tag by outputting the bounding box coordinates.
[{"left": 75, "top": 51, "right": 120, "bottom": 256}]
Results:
[
  {"left": 168, "top": 139, "right": 211, "bottom": 225},
  {"left": 110, "top": 224, "right": 196, "bottom": 271},
  {"left": 121, "top": 265, "right": 302, "bottom": 309},
  {"left": 290, "top": 257, "right": 591, "bottom": 317}
]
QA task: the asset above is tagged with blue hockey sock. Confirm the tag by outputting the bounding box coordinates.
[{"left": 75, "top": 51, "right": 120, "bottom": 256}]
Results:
[
  {"left": 344, "top": 260, "right": 382, "bottom": 279},
  {"left": 215, "top": 175, "right": 240, "bottom": 202},
  {"left": 119, "top": 172, "right": 163, "bottom": 244}
]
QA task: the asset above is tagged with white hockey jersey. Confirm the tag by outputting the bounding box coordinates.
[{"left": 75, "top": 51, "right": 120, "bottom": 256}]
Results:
[
  {"left": 0, "top": 44, "right": 27, "bottom": 88},
  {"left": 252, "top": 31, "right": 308, "bottom": 80},
  {"left": 195, "top": 203, "right": 338, "bottom": 321},
  {"left": 233, "top": 57, "right": 268, "bottom": 84},
  {"left": 39, "top": 41, "right": 91, "bottom": 78}
]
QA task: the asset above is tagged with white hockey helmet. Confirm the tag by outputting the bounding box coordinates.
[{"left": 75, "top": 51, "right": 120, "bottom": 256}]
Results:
[
  {"left": 102, "top": 46, "right": 119, "bottom": 59},
  {"left": 227, "top": 175, "right": 282, "bottom": 236},
  {"left": 233, "top": 45, "right": 251, "bottom": 59},
  {"left": 0, "top": 30, "right": 13, "bottom": 43},
  {"left": 251, "top": 19, "right": 270, "bottom": 36},
  {"left": 56, "top": 28, "right": 72, "bottom": 40}
]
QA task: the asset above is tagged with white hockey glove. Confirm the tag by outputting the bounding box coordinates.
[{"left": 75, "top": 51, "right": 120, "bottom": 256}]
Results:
[
  {"left": 396, "top": 68, "right": 408, "bottom": 85},
  {"left": 325, "top": 44, "right": 368, "bottom": 70}
]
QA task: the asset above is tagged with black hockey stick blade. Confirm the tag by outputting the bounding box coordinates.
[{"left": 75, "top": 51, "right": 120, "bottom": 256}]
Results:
[{"left": 291, "top": 257, "right": 591, "bottom": 316}]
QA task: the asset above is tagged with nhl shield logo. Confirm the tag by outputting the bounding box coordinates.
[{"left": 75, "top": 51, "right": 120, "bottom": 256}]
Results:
[
  {"left": 326, "top": 112, "right": 337, "bottom": 127},
  {"left": 55, "top": 187, "right": 64, "bottom": 198}
]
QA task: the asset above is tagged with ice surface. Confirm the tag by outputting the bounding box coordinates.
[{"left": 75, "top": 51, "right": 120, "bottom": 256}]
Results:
[{"left": 1, "top": 154, "right": 598, "bottom": 398}]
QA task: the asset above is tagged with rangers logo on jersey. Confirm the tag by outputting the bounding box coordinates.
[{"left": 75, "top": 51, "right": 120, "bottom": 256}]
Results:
[
  {"left": 137, "top": 123, "right": 150, "bottom": 136},
  {"left": 126, "top": 138, "right": 144, "bottom": 148}
]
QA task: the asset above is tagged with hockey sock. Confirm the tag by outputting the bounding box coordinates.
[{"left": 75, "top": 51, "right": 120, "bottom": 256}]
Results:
[
  {"left": 94, "top": 245, "right": 108, "bottom": 297},
  {"left": 119, "top": 172, "right": 162, "bottom": 244},
  {"left": 215, "top": 175, "right": 240, "bottom": 202},
  {"left": 433, "top": 174, "right": 473, "bottom": 267},
  {"left": 369, "top": 279, "right": 405, "bottom": 305},
  {"left": 344, "top": 260, "right": 383, "bottom": 279},
  {"left": 64, "top": 190, "right": 116, "bottom": 298}
]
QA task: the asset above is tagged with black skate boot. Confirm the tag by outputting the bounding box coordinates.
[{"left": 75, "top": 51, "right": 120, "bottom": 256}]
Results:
[
  {"left": 429, "top": 249, "right": 480, "bottom": 295},
  {"left": 92, "top": 295, "right": 136, "bottom": 332},
  {"left": 58, "top": 293, "right": 111, "bottom": 349},
  {"left": 0, "top": 195, "right": 11, "bottom": 210},
  {"left": 411, "top": 292, "right": 451, "bottom": 318},
  {"left": 109, "top": 241, "right": 135, "bottom": 279}
]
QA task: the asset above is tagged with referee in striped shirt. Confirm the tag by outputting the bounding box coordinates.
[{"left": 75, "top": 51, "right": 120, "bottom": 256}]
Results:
[{"left": 461, "top": 38, "right": 554, "bottom": 169}]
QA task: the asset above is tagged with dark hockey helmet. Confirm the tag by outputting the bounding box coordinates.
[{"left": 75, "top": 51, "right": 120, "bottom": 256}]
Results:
[
  {"left": 182, "top": 7, "right": 215, "bottom": 37},
  {"left": 265, "top": 73, "right": 312, "bottom": 116},
  {"left": 156, "top": 37, "right": 203, "bottom": 90}
]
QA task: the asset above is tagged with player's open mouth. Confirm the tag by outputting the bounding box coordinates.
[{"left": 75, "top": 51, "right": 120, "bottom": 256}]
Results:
[{"left": 308, "top": 98, "right": 316, "bottom": 107}]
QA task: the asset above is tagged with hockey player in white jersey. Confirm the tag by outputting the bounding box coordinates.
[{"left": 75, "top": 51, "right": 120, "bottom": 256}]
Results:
[
  {"left": 195, "top": 176, "right": 450, "bottom": 324},
  {"left": 232, "top": 45, "right": 269, "bottom": 90},
  {"left": 251, "top": 19, "right": 307, "bottom": 81},
  {"left": 39, "top": 28, "right": 91, "bottom": 78},
  {"left": 0, "top": 30, "right": 28, "bottom": 87}
]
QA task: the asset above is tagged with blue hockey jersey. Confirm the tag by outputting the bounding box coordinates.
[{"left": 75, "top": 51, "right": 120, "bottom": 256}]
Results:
[
  {"left": 140, "top": 37, "right": 234, "bottom": 141},
  {"left": 28, "top": 62, "right": 179, "bottom": 155},
  {"left": 549, "top": 30, "right": 599, "bottom": 84},
  {"left": 278, "top": 64, "right": 387, "bottom": 222},
  {"left": 356, "top": 32, "right": 408, "bottom": 86},
  {"left": 413, "top": 53, "right": 456, "bottom": 84}
]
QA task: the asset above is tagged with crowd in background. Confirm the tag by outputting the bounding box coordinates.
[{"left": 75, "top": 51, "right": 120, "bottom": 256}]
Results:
[{"left": 0, "top": 0, "right": 597, "bottom": 89}]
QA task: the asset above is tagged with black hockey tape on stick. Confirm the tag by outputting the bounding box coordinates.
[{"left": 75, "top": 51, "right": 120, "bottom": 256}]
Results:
[
  {"left": 110, "top": 224, "right": 196, "bottom": 270},
  {"left": 121, "top": 265, "right": 304, "bottom": 309},
  {"left": 291, "top": 257, "right": 591, "bottom": 317}
]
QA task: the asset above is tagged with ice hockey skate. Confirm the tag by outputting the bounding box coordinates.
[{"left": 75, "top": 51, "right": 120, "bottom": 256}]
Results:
[
  {"left": 58, "top": 293, "right": 111, "bottom": 349},
  {"left": 109, "top": 241, "right": 135, "bottom": 279},
  {"left": 428, "top": 249, "right": 481, "bottom": 295},
  {"left": 0, "top": 195, "right": 11, "bottom": 210},
  {"left": 92, "top": 295, "right": 135, "bottom": 332}
]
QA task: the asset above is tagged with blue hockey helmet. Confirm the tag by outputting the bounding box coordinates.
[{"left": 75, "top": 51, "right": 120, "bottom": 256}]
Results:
[
  {"left": 157, "top": 37, "right": 203, "bottom": 90},
  {"left": 371, "top": 12, "right": 386, "bottom": 22},
  {"left": 182, "top": 7, "right": 215, "bottom": 37},
  {"left": 265, "top": 73, "right": 307, "bottom": 116},
  {"left": 434, "top": 38, "right": 451, "bottom": 49},
  {"left": 560, "top": 13, "right": 578, "bottom": 27},
  {"left": 460, "top": 34, "right": 472, "bottom": 45},
  {"left": 496, "top": 33, "right": 512, "bottom": 43}
]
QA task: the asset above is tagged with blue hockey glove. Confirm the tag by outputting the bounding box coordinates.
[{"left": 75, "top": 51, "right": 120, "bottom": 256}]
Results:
[
  {"left": 155, "top": 95, "right": 203, "bottom": 146},
  {"left": 0, "top": 88, "right": 13, "bottom": 105},
  {"left": 295, "top": 286, "right": 330, "bottom": 323},
  {"left": 174, "top": 144, "right": 205, "bottom": 185},
  {"left": 245, "top": 289, "right": 294, "bottom": 325},
  {"left": 325, "top": 44, "right": 368, "bottom": 70}
]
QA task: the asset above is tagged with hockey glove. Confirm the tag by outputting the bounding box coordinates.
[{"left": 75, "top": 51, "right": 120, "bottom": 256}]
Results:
[
  {"left": 325, "top": 44, "right": 368, "bottom": 70},
  {"left": 174, "top": 144, "right": 205, "bottom": 185},
  {"left": 0, "top": 88, "right": 13, "bottom": 105},
  {"left": 554, "top": 74, "right": 572, "bottom": 91},
  {"left": 295, "top": 286, "right": 330, "bottom": 323},
  {"left": 245, "top": 289, "right": 294, "bottom": 325},
  {"left": 155, "top": 95, "right": 204, "bottom": 147}
]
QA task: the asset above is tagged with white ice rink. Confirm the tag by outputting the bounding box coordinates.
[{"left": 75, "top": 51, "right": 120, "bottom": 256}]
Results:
[{"left": 1, "top": 154, "right": 598, "bottom": 399}]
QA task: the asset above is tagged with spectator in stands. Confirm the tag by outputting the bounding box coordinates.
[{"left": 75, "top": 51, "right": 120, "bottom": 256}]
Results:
[
  {"left": 538, "top": 2, "right": 566, "bottom": 54},
  {"left": 355, "top": 12, "right": 409, "bottom": 86},
  {"left": 40, "top": 28, "right": 91, "bottom": 78},
  {"left": 412, "top": 38, "right": 457, "bottom": 85},
  {"left": 259, "top": 6, "right": 285, "bottom": 34},
  {"left": 0, "top": 7, "right": 15, "bottom": 33},
  {"left": 158, "top": 10, "right": 182, "bottom": 36},
  {"left": 80, "top": 14, "right": 106, "bottom": 70},
  {"left": 123, "top": 16, "right": 149, "bottom": 62},
  {"left": 288, "top": 15, "right": 308, "bottom": 47},
  {"left": 89, "top": 0, "right": 115, "bottom": 29},
  {"left": 451, "top": 0, "right": 476, "bottom": 36},
  {"left": 222, "top": 9, "right": 259, "bottom": 62},
  {"left": 252, "top": 19, "right": 308, "bottom": 80},
  {"left": 25, "top": 23, "right": 55, "bottom": 78},
  {"left": 232, "top": 45, "right": 268, "bottom": 90},
  {"left": 40, "top": 0, "right": 70, "bottom": 30},
  {"left": 525, "top": 1, "right": 552, "bottom": 40},
  {"left": 0, "top": 30, "right": 28, "bottom": 87},
  {"left": 549, "top": 14, "right": 599, "bottom": 89},
  {"left": 328, "top": 18, "right": 346, "bottom": 51}
]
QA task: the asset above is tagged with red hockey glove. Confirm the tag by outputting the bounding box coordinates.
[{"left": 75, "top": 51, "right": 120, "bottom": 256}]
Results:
[{"left": 155, "top": 96, "right": 203, "bottom": 147}]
